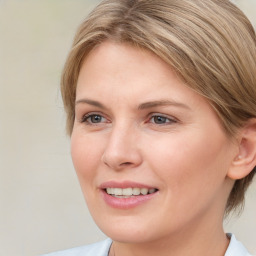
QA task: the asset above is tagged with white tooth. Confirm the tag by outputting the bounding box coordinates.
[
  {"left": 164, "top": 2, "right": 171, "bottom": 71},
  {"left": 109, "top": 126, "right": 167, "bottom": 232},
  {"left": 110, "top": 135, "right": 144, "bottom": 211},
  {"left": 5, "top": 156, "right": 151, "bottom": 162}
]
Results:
[
  {"left": 141, "top": 188, "right": 149, "bottom": 195},
  {"left": 123, "top": 188, "right": 133, "bottom": 196},
  {"left": 106, "top": 188, "right": 112, "bottom": 194},
  {"left": 113, "top": 188, "right": 122, "bottom": 196},
  {"left": 107, "top": 187, "right": 155, "bottom": 196},
  {"left": 149, "top": 188, "right": 156, "bottom": 194},
  {"left": 132, "top": 188, "right": 140, "bottom": 195}
]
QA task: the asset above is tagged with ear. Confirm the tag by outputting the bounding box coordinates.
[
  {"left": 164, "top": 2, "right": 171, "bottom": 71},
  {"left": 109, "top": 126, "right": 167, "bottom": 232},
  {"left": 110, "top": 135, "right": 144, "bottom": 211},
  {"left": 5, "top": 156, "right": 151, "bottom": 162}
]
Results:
[{"left": 228, "top": 118, "right": 256, "bottom": 180}]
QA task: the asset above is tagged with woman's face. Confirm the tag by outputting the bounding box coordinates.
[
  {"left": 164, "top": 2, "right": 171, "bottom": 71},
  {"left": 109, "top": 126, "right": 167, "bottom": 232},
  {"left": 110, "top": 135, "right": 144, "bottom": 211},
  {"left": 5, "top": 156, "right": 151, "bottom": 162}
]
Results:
[{"left": 71, "top": 41, "right": 237, "bottom": 243}]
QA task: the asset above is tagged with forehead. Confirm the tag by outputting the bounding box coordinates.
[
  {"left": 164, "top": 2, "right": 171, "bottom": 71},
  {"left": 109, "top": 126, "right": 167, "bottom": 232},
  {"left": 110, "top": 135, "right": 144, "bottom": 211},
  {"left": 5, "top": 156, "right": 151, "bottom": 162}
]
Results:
[
  {"left": 77, "top": 41, "right": 184, "bottom": 95},
  {"left": 80, "top": 40, "right": 173, "bottom": 77}
]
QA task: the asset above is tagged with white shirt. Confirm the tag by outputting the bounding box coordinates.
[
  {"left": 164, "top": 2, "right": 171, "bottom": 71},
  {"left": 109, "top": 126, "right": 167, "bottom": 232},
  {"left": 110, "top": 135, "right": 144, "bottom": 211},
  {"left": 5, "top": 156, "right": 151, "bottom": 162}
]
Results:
[{"left": 42, "top": 234, "right": 252, "bottom": 256}]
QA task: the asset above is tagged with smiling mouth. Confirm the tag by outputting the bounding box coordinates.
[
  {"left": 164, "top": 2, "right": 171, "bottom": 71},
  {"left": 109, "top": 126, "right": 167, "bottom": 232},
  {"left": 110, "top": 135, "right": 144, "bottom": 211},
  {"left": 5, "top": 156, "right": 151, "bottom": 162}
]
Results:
[{"left": 104, "top": 188, "right": 158, "bottom": 198}]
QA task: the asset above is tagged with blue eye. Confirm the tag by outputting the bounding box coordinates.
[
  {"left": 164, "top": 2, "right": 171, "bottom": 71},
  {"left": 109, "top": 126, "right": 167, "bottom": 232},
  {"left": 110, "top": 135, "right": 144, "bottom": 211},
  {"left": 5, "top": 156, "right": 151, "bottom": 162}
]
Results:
[
  {"left": 90, "top": 115, "right": 103, "bottom": 123},
  {"left": 153, "top": 116, "right": 168, "bottom": 124},
  {"left": 82, "top": 114, "right": 106, "bottom": 124},
  {"left": 150, "top": 115, "right": 176, "bottom": 125}
]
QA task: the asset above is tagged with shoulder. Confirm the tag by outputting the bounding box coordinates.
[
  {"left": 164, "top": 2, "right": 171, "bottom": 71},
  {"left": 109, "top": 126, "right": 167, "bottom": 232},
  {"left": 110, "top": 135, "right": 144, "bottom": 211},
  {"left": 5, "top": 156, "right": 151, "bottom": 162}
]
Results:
[
  {"left": 225, "top": 234, "right": 253, "bottom": 256},
  {"left": 41, "top": 238, "right": 112, "bottom": 256}
]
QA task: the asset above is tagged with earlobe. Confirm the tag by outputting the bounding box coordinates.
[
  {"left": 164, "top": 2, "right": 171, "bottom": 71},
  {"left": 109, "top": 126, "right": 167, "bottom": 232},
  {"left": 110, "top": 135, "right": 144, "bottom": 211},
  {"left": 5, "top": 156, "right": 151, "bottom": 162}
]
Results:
[{"left": 227, "top": 119, "right": 256, "bottom": 180}]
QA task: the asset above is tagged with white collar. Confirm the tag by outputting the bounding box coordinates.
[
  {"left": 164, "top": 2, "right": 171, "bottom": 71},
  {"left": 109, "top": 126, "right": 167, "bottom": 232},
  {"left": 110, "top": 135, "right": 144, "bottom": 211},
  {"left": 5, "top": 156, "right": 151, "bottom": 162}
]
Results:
[{"left": 225, "top": 233, "right": 252, "bottom": 256}]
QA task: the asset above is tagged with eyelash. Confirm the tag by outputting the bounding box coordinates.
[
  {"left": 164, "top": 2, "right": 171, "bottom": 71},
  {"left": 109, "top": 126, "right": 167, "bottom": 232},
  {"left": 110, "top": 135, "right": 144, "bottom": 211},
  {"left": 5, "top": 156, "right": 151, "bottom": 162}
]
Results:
[{"left": 80, "top": 113, "right": 177, "bottom": 126}]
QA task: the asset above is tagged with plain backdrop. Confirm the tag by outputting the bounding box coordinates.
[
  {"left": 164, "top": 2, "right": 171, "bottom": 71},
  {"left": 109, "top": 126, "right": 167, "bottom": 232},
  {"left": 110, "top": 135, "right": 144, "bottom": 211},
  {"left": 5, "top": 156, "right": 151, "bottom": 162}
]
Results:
[{"left": 0, "top": 1, "right": 255, "bottom": 255}]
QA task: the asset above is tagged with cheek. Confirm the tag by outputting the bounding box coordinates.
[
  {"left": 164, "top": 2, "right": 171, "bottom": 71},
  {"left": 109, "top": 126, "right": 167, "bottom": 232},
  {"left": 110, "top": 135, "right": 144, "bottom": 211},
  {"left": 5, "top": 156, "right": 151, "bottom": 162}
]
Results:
[
  {"left": 70, "top": 132, "right": 107, "bottom": 214},
  {"left": 70, "top": 132, "right": 103, "bottom": 184},
  {"left": 147, "top": 129, "right": 231, "bottom": 196},
  {"left": 144, "top": 132, "right": 233, "bottom": 227}
]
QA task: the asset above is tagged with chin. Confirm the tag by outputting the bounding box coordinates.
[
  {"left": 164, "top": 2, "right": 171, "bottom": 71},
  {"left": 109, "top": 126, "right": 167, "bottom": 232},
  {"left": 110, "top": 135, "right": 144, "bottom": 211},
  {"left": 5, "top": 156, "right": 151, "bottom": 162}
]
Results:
[
  {"left": 104, "top": 228, "right": 155, "bottom": 244},
  {"left": 93, "top": 213, "right": 175, "bottom": 245},
  {"left": 93, "top": 215, "right": 155, "bottom": 242}
]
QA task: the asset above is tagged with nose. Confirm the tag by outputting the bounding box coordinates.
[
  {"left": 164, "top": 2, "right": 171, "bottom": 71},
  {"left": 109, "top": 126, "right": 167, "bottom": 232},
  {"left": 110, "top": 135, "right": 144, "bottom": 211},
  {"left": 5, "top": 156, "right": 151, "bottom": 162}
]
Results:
[{"left": 101, "top": 124, "right": 142, "bottom": 171}]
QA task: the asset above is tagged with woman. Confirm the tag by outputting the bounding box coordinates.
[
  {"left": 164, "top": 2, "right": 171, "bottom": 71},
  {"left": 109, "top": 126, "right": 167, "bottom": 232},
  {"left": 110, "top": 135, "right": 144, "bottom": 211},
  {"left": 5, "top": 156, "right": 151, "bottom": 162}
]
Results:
[{"left": 44, "top": 0, "right": 256, "bottom": 255}]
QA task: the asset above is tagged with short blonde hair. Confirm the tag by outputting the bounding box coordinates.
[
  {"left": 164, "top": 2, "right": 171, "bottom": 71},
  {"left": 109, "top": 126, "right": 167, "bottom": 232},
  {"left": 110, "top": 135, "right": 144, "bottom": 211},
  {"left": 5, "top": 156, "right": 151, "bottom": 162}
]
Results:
[{"left": 61, "top": 0, "right": 256, "bottom": 213}]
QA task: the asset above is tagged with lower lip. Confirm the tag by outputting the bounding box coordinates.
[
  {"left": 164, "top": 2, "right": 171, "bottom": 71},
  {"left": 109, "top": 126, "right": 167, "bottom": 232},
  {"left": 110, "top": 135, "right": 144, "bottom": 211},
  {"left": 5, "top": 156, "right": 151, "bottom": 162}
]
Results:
[{"left": 101, "top": 190, "right": 158, "bottom": 209}]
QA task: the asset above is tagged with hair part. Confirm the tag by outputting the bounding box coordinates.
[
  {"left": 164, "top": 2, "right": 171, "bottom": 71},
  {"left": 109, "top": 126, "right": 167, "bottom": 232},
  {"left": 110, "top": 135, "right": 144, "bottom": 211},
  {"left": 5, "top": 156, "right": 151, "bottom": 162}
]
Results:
[{"left": 61, "top": 0, "right": 256, "bottom": 214}]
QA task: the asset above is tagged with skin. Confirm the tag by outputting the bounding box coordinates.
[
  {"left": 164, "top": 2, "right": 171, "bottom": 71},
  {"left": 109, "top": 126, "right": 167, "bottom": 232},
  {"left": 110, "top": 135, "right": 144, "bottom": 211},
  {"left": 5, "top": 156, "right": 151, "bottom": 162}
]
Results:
[{"left": 71, "top": 41, "right": 240, "bottom": 256}]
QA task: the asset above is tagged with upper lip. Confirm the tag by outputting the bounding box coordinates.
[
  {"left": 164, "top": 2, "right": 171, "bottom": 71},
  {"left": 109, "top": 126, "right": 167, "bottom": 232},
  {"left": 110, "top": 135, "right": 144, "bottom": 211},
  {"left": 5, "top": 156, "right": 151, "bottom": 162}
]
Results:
[{"left": 99, "top": 180, "right": 158, "bottom": 189}]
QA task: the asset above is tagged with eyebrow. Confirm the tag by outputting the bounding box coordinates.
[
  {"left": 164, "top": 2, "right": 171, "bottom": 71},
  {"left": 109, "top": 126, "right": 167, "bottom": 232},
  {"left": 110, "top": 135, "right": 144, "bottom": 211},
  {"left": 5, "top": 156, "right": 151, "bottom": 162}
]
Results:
[
  {"left": 75, "top": 98, "right": 107, "bottom": 109},
  {"left": 75, "top": 98, "right": 190, "bottom": 110},
  {"left": 138, "top": 100, "right": 190, "bottom": 110}
]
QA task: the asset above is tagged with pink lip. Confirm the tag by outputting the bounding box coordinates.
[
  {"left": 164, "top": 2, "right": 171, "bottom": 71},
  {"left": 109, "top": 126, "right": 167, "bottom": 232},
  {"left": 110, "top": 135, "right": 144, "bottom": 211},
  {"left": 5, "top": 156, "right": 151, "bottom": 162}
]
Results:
[{"left": 99, "top": 180, "right": 159, "bottom": 210}]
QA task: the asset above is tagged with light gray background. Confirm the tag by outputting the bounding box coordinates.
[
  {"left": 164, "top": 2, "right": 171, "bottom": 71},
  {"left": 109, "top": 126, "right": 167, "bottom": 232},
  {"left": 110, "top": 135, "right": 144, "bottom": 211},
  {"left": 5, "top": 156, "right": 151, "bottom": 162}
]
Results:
[{"left": 0, "top": 1, "right": 255, "bottom": 255}]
